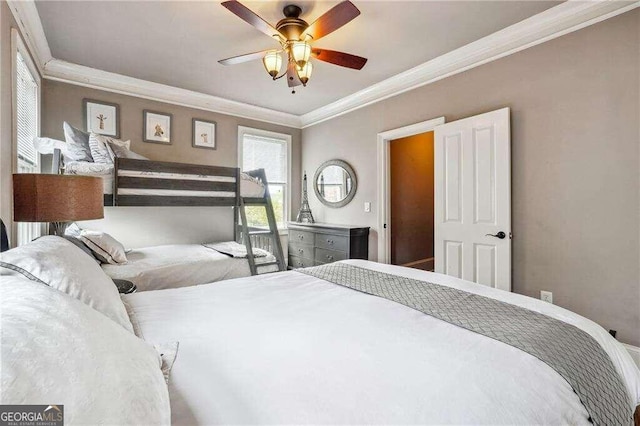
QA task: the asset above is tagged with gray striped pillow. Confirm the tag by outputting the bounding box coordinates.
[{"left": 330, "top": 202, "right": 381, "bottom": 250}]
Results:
[{"left": 89, "top": 133, "right": 130, "bottom": 164}]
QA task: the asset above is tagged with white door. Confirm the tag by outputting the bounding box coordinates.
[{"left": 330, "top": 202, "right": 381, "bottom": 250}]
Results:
[{"left": 434, "top": 108, "right": 511, "bottom": 291}]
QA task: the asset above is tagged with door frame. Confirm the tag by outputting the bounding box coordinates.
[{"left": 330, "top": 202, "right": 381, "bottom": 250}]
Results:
[{"left": 376, "top": 117, "right": 445, "bottom": 263}]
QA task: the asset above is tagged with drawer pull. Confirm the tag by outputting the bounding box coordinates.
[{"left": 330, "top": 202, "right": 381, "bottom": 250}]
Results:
[
  {"left": 298, "top": 235, "right": 304, "bottom": 240},
  {"left": 326, "top": 255, "right": 334, "bottom": 261},
  {"left": 326, "top": 239, "right": 334, "bottom": 245},
  {"left": 298, "top": 248, "right": 304, "bottom": 254}
]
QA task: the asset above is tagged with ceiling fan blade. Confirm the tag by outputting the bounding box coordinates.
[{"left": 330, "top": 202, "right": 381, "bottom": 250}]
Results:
[
  {"left": 221, "top": 1, "right": 283, "bottom": 39},
  {"left": 301, "top": 1, "right": 360, "bottom": 41},
  {"left": 312, "top": 49, "right": 367, "bottom": 70},
  {"left": 287, "top": 62, "right": 302, "bottom": 87},
  {"left": 219, "top": 50, "right": 272, "bottom": 65}
]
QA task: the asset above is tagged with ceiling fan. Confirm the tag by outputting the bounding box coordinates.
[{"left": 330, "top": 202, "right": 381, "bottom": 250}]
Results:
[{"left": 219, "top": 0, "right": 367, "bottom": 93}]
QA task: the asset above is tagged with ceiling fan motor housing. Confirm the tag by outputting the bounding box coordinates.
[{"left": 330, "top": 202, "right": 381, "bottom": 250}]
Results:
[{"left": 277, "top": 5, "right": 309, "bottom": 40}]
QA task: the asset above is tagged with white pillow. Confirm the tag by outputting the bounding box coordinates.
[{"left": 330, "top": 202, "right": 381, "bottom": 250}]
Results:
[
  {"left": 33, "top": 136, "right": 66, "bottom": 154},
  {"left": 89, "top": 133, "right": 131, "bottom": 164},
  {"left": 0, "top": 236, "right": 133, "bottom": 332},
  {"left": 79, "top": 229, "right": 128, "bottom": 264},
  {"left": 1, "top": 275, "right": 171, "bottom": 425}
]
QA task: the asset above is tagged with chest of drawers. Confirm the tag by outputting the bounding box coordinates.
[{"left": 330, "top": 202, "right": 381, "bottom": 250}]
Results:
[{"left": 287, "top": 222, "right": 370, "bottom": 269}]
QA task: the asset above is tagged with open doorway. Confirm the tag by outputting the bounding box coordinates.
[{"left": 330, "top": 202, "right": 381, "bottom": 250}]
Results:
[{"left": 390, "top": 131, "right": 434, "bottom": 271}]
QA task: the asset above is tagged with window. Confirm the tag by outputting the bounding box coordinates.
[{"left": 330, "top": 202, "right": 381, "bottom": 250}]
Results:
[
  {"left": 12, "top": 29, "right": 41, "bottom": 245},
  {"left": 238, "top": 127, "right": 291, "bottom": 229}
]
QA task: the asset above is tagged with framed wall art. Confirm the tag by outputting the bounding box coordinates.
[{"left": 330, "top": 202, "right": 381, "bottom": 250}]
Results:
[
  {"left": 83, "top": 99, "right": 120, "bottom": 138},
  {"left": 143, "top": 110, "right": 172, "bottom": 144},
  {"left": 192, "top": 119, "right": 216, "bottom": 150}
]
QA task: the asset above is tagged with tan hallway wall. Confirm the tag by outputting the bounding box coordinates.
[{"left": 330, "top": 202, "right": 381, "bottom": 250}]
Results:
[{"left": 390, "top": 132, "right": 434, "bottom": 270}]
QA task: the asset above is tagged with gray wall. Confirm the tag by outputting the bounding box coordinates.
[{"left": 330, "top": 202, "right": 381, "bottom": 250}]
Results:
[
  {"left": 302, "top": 10, "right": 640, "bottom": 346},
  {"left": 42, "top": 80, "right": 301, "bottom": 247}
]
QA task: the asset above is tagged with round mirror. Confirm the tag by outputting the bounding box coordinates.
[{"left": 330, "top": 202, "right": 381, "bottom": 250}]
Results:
[{"left": 313, "top": 160, "right": 357, "bottom": 208}]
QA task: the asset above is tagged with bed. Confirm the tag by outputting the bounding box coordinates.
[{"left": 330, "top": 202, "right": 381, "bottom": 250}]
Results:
[
  {"left": 101, "top": 242, "right": 279, "bottom": 291},
  {"left": 2, "top": 237, "right": 639, "bottom": 425},
  {"left": 64, "top": 159, "right": 266, "bottom": 201}
]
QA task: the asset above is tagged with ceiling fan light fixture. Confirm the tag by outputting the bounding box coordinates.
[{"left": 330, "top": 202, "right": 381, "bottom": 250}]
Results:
[
  {"left": 262, "top": 50, "right": 283, "bottom": 78},
  {"left": 291, "top": 41, "right": 312, "bottom": 68},
  {"left": 297, "top": 60, "right": 313, "bottom": 86}
]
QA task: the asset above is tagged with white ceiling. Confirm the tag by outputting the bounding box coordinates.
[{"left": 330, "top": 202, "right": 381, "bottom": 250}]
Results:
[{"left": 35, "top": 1, "right": 559, "bottom": 115}]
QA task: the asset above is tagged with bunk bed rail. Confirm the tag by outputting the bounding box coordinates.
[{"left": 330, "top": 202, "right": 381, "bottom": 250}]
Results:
[{"left": 114, "top": 158, "right": 240, "bottom": 207}]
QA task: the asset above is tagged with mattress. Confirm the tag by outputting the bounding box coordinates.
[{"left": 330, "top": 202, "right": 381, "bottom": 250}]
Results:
[
  {"left": 123, "top": 260, "right": 640, "bottom": 425},
  {"left": 65, "top": 161, "right": 115, "bottom": 194},
  {"left": 102, "top": 243, "right": 278, "bottom": 291},
  {"left": 64, "top": 161, "right": 266, "bottom": 198}
]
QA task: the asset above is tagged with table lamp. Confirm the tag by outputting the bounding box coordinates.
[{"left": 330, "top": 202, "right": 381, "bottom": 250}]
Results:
[{"left": 13, "top": 174, "right": 104, "bottom": 237}]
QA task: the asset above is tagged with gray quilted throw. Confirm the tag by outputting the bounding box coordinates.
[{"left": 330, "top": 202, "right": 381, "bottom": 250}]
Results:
[{"left": 299, "top": 263, "right": 634, "bottom": 426}]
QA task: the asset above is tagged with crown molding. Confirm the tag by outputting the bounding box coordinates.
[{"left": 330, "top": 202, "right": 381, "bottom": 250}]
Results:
[
  {"left": 299, "top": 0, "right": 640, "bottom": 128},
  {"left": 44, "top": 59, "right": 302, "bottom": 128},
  {"left": 8, "top": 0, "right": 638, "bottom": 130},
  {"left": 7, "top": 0, "right": 52, "bottom": 75}
]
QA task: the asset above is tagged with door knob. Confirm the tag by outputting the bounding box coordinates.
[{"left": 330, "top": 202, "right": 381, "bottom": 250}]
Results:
[{"left": 486, "top": 231, "right": 506, "bottom": 239}]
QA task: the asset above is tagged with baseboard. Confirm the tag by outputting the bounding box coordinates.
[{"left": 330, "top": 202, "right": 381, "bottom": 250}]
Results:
[{"left": 623, "top": 344, "right": 640, "bottom": 368}]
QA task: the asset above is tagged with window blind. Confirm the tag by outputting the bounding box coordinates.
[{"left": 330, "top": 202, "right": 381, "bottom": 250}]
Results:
[
  {"left": 242, "top": 134, "right": 287, "bottom": 184},
  {"left": 16, "top": 51, "right": 38, "bottom": 167}
]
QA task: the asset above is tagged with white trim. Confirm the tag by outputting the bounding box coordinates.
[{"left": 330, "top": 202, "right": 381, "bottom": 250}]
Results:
[
  {"left": 7, "top": 0, "right": 52, "bottom": 74},
  {"left": 299, "top": 0, "right": 640, "bottom": 128},
  {"left": 377, "top": 117, "right": 445, "bottom": 263},
  {"left": 45, "top": 60, "right": 301, "bottom": 129},
  {"left": 8, "top": 0, "right": 639, "bottom": 129},
  {"left": 624, "top": 343, "right": 640, "bottom": 369},
  {"left": 237, "top": 126, "right": 293, "bottom": 228}
]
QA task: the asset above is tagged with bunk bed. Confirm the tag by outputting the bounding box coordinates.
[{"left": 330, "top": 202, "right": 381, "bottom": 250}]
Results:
[{"left": 50, "top": 148, "right": 286, "bottom": 288}]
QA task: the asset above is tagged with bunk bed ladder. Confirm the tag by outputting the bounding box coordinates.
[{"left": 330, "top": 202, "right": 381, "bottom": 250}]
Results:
[{"left": 237, "top": 171, "right": 287, "bottom": 275}]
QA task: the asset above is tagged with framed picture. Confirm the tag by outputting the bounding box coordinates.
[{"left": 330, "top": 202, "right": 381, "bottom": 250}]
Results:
[
  {"left": 143, "top": 110, "right": 172, "bottom": 144},
  {"left": 83, "top": 99, "right": 119, "bottom": 138},
  {"left": 192, "top": 119, "right": 216, "bottom": 150}
]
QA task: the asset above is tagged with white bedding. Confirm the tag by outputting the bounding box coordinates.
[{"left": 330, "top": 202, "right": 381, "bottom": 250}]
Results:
[
  {"left": 64, "top": 161, "right": 266, "bottom": 198},
  {"left": 102, "top": 243, "right": 278, "bottom": 291},
  {"left": 65, "top": 161, "right": 115, "bottom": 194},
  {"left": 124, "top": 259, "right": 640, "bottom": 425}
]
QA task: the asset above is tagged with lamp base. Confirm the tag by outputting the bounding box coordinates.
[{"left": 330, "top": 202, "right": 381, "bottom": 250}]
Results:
[{"left": 49, "top": 222, "right": 70, "bottom": 237}]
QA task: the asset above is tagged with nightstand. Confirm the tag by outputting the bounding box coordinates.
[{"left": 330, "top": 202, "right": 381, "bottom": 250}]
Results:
[{"left": 113, "top": 279, "right": 137, "bottom": 294}]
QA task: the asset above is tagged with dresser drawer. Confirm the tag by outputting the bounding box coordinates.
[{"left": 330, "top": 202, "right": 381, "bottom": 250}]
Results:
[
  {"left": 288, "top": 242, "right": 314, "bottom": 261},
  {"left": 289, "top": 229, "right": 314, "bottom": 245},
  {"left": 315, "top": 247, "right": 347, "bottom": 264},
  {"left": 315, "top": 233, "right": 349, "bottom": 252},
  {"left": 288, "top": 255, "right": 314, "bottom": 269}
]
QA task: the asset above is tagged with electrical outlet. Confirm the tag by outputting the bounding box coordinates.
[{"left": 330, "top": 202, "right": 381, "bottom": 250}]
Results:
[
  {"left": 540, "top": 291, "right": 553, "bottom": 304},
  {"left": 364, "top": 202, "right": 371, "bottom": 213}
]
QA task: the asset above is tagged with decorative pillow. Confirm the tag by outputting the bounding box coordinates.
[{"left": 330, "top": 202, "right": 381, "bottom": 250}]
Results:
[
  {"left": 63, "top": 236, "right": 100, "bottom": 263},
  {"left": 89, "top": 133, "right": 131, "bottom": 164},
  {"left": 1, "top": 275, "right": 171, "bottom": 425},
  {"left": 106, "top": 140, "right": 149, "bottom": 161},
  {"left": 0, "top": 236, "right": 133, "bottom": 332},
  {"left": 63, "top": 121, "right": 93, "bottom": 162},
  {"left": 79, "top": 229, "right": 128, "bottom": 264}
]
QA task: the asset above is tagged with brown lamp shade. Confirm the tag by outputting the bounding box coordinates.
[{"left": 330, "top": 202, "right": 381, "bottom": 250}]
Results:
[{"left": 13, "top": 174, "right": 104, "bottom": 222}]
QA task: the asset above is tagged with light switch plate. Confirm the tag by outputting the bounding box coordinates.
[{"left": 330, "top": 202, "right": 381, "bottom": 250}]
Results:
[{"left": 364, "top": 202, "right": 371, "bottom": 212}]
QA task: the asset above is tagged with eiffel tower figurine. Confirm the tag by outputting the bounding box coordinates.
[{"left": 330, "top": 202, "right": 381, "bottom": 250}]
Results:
[{"left": 296, "top": 172, "right": 315, "bottom": 223}]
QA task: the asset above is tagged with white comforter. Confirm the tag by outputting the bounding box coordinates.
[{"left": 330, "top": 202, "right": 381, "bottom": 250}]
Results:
[
  {"left": 102, "top": 244, "right": 277, "bottom": 291},
  {"left": 124, "top": 260, "right": 640, "bottom": 425}
]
